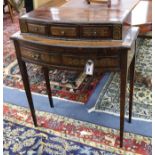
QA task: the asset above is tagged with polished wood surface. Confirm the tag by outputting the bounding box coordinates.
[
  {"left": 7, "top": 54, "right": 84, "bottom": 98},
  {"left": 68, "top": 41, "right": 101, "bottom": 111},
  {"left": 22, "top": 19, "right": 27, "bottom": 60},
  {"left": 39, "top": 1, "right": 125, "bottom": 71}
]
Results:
[
  {"left": 21, "top": 0, "right": 139, "bottom": 24},
  {"left": 20, "top": 21, "right": 125, "bottom": 40},
  {"left": 11, "top": 0, "right": 141, "bottom": 147},
  {"left": 129, "top": 54, "right": 136, "bottom": 123},
  {"left": 13, "top": 40, "right": 38, "bottom": 126},
  {"left": 12, "top": 27, "right": 139, "bottom": 48},
  {"left": 119, "top": 47, "right": 128, "bottom": 148},
  {"left": 19, "top": 0, "right": 141, "bottom": 40},
  {"left": 42, "top": 67, "right": 54, "bottom": 108}
]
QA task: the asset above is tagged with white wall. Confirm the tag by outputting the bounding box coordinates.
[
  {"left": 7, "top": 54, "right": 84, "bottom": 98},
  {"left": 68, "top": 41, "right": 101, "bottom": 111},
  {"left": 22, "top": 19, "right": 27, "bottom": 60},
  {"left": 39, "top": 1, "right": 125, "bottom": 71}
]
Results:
[{"left": 33, "top": 0, "right": 51, "bottom": 9}]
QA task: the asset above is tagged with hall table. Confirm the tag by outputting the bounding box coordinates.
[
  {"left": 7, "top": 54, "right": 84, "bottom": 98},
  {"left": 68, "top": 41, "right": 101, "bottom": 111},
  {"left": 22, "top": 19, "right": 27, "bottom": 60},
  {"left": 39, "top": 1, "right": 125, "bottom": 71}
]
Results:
[{"left": 11, "top": 0, "right": 140, "bottom": 147}]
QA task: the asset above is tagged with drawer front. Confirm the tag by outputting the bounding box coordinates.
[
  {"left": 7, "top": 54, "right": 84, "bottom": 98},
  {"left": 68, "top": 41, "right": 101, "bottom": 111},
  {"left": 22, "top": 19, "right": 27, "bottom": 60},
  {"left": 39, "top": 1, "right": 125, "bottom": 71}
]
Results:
[
  {"left": 19, "top": 44, "right": 120, "bottom": 69},
  {"left": 62, "top": 55, "right": 119, "bottom": 68},
  {"left": 27, "top": 23, "right": 47, "bottom": 35},
  {"left": 81, "top": 26, "right": 113, "bottom": 39},
  {"left": 50, "top": 26, "right": 78, "bottom": 38},
  {"left": 20, "top": 46, "right": 62, "bottom": 65}
]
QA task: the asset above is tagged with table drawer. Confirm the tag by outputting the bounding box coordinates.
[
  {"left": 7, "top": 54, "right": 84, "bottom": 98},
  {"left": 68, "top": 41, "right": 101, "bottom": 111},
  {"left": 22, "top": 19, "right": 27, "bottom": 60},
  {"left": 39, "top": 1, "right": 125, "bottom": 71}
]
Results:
[
  {"left": 62, "top": 55, "right": 119, "bottom": 68},
  {"left": 20, "top": 47, "right": 61, "bottom": 65},
  {"left": 27, "top": 23, "right": 47, "bottom": 35},
  {"left": 20, "top": 46, "right": 119, "bottom": 69},
  {"left": 50, "top": 25, "right": 78, "bottom": 38},
  {"left": 81, "top": 26, "right": 113, "bottom": 39}
]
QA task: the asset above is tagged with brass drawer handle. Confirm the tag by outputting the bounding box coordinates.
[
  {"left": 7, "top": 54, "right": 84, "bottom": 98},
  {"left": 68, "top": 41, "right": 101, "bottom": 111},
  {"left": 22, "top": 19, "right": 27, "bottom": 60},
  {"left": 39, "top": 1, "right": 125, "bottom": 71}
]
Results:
[
  {"left": 31, "top": 53, "right": 40, "bottom": 60},
  {"left": 34, "top": 27, "right": 39, "bottom": 32},
  {"left": 61, "top": 31, "right": 65, "bottom": 35},
  {"left": 93, "top": 31, "right": 97, "bottom": 36}
]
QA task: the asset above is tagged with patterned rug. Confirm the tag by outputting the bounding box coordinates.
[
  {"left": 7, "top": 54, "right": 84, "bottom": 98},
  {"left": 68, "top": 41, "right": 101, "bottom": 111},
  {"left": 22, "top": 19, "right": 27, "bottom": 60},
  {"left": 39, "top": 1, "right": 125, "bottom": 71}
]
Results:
[
  {"left": 3, "top": 13, "right": 103, "bottom": 104},
  {"left": 4, "top": 120, "right": 114, "bottom": 155},
  {"left": 95, "top": 38, "right": 152, "bottom": 121},
  {"left": 3, "top": 103, "right": 152, "bottom": 155}
]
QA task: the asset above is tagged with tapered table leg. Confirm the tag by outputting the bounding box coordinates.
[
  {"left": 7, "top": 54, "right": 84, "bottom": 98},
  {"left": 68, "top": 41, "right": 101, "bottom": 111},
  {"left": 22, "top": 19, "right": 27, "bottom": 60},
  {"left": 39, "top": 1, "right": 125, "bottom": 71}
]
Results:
[
  {"left": 129, "top": 54, "right": 136, "bottom": 123},
  {"left": 120, "top": 51, "right": 128, "bottom": 147},
  {"left": 42, "top": 67, "right": 54, "bottom": 108},
  {"left": 13, "top": 40, "right": 38, "bottom": 126},
  {"left": 19, "top": 61, "right": 38, "bottom": 126}
]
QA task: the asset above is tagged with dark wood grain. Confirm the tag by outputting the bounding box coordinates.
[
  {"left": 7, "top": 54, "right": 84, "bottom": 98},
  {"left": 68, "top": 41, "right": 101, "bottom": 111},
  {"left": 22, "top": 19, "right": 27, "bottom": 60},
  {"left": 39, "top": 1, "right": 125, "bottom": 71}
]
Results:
[
  {"left": 19, "top": 0, "right": 140, "bottom": 40},
  {"left": 129, "top": 50, "right": 136, "bottom": 123},
  {"left": 12, "top": 27, "right": 139, "bottom": 48},
  {"left": 27, "top": 23, "right": 48, "bottom": 35},
  {"left": 19, "top": 42, "right": 120, "bottom": 70},
  {"left": 20, "top": 0, "right": 139, "bottom": 24},
  {"left": 42, "top": 67, "right": 54, "bottom": 108},
  {"left": 120, "top": 50, "right": 128, "bottom": 147},
  {"left": 13, "top": 40, "right": 38, "bottom": 127},
  {"left": 50, "top": 25, "right": 79, "bottom": 38}
]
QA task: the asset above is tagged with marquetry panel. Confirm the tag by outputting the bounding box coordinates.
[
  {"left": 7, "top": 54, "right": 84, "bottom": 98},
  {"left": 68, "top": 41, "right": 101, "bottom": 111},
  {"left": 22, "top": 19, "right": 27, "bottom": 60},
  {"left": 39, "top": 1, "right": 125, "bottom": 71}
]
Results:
[
  {"left": 113, "top": 24, "right": 122, "bottom": 40},
  {"left": 19, "top": 19, "right": 28, "bottom": 33},
  {"left": 27, "top": 23, "right": 48, "bottom": 35},
  {"left": 62, "top": 54, "right": 119, "bottom": 68},
  {"left": 81, "top": 25, "right": 113, "bottom": 39},
  {"left": 20, "top": 47, "right": 62, "bottom": 65},
  {"left": 50, "top": 25, "right": 78, "bottom": 38}
]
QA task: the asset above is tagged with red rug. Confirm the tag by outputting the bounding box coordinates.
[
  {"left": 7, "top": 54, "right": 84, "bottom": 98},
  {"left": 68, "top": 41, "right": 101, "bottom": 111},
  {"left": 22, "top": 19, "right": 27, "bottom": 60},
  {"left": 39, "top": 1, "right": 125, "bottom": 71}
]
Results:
[
  {"left": 4, "top": 103, "right": 152, "bottom": 155},
  {"left": 3, "top": 13, "right": 104, "bottom": 104}
]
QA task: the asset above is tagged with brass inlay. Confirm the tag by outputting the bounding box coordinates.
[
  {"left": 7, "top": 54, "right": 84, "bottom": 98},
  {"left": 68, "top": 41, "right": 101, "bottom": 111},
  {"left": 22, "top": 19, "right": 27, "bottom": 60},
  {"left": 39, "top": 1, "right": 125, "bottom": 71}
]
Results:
[
  {"left": 28, "top": 23, "right": 46, "bottom": 34},
  {"left": 113, "top": 24, "right": 122, "bottom": 40},
  {"left": 19, "top": 20, "right": 28, "bottom": 33}
]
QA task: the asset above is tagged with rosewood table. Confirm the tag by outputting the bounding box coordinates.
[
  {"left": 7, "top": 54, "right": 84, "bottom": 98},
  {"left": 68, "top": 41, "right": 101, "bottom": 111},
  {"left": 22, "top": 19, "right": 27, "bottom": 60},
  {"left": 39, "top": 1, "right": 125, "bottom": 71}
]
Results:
[{"left": 11, "top": 0, "right": 140, "bottom": 147}]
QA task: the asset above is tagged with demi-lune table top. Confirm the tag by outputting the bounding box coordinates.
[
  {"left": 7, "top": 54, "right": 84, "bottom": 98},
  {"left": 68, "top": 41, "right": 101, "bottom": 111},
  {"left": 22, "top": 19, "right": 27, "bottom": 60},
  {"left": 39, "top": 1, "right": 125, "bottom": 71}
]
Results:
[{"left": 21, "top": 0, "right": 139, "bottom": 24}]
